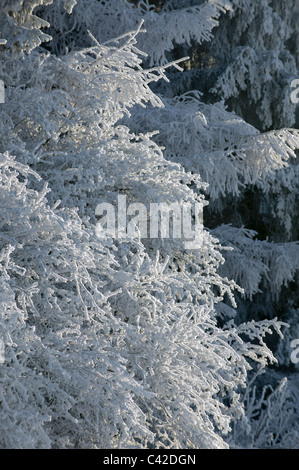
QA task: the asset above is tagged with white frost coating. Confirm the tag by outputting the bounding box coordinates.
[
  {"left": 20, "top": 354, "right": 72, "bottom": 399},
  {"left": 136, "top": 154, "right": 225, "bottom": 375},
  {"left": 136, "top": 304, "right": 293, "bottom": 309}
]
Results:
[{"left": 0, "top": 0, "right": 298, "bottom": 450}]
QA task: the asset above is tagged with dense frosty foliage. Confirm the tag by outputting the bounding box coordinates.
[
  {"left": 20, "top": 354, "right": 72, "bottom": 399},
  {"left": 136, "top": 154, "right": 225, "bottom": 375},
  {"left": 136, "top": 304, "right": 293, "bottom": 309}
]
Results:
[{"left": 0, "top": 0, "right": 298, "bottom": 449}]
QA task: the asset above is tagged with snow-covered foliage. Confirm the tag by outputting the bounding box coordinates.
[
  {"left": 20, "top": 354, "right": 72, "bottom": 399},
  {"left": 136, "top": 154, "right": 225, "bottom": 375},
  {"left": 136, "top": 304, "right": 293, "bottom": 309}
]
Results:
[
  {"left": 203, "top": 0, "right": 299, "bottom": 131},
  {"left": 0, "top": 0, "right": 298, "bottom": 449},
  {"left": 0, "top": 0, "right": 54, "bottom": 55},
  {"left": 37, "top": 0, "right": 232, "bottom": 63}
]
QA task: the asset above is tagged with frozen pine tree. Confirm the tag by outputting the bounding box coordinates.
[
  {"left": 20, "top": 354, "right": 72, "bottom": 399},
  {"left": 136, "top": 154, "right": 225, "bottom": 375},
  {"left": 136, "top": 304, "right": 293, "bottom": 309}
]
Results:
[
  {"left": 93, "top": 0, "right": 299, "bottom": 447},
  {"left": 0, "top": 0, "right": 298, "bottom": 449},
  {"left": 206, "top": 0, "right": 299, "bottom": 131}
]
